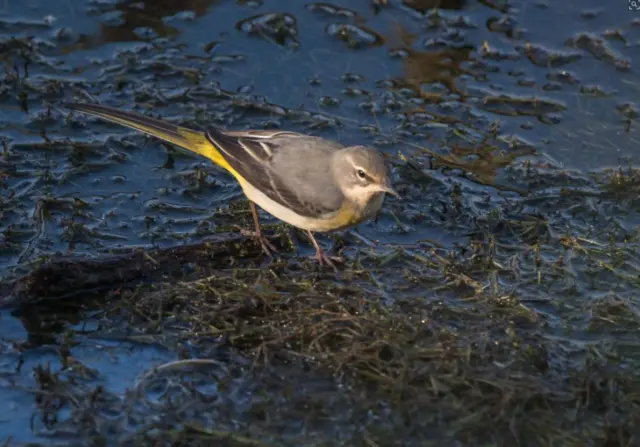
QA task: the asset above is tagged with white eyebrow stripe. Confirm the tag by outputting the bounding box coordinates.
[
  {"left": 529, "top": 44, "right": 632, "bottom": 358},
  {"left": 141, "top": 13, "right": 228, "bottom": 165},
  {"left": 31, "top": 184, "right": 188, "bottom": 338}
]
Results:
[
  {"left": 345, "top": 153, "right": 355, "bottom": 166},
  {"left": 346, "top": 154, "right": 367, "bottom": 174}
]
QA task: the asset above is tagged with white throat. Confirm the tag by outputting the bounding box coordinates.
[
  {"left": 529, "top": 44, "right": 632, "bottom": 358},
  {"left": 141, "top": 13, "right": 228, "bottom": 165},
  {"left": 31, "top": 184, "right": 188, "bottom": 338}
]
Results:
[{"left": 346, "top": 185, "right": 386, "bottom": 217}]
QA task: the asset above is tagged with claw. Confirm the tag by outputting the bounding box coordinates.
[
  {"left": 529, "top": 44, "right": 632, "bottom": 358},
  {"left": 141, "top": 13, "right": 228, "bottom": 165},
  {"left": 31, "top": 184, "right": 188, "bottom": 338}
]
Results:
[
  {"left": 236, "top": 227, "right": 278, "bottom": 257},
  {"left": 311, "top": 248, "right": 344, "bottom": 272},
  {"left": 259, "top": 234, "right": 278, "bottom": 256}
]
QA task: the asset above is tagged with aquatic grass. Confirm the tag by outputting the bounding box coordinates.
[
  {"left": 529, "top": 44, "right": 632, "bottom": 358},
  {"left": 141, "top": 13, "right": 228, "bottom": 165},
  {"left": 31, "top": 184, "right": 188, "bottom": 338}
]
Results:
[{"left": 4, "top": 159, "right": 638, "bottom": 445}]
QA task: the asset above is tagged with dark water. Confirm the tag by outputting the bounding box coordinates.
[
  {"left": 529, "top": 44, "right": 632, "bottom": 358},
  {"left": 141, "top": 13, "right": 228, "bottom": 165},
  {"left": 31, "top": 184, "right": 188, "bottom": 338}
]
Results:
[{"left": 1, "top": 0, "right": 639, "bottom": 444}]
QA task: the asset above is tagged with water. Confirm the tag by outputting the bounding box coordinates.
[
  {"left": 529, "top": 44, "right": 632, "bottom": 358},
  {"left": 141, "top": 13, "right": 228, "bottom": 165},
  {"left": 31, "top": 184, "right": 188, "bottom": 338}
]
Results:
[{"left": 1, "top": 0, "right": 640, "bottom": 444}]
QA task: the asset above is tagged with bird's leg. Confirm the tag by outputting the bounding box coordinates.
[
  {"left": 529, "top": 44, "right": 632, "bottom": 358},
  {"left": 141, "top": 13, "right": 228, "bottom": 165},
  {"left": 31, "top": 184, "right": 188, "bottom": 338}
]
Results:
[
  {"left": 239, "top": 201, "right": 278, "bottom": 256},
  {"left": 306, "top": 230, "right": 343, "bottom": 272}
]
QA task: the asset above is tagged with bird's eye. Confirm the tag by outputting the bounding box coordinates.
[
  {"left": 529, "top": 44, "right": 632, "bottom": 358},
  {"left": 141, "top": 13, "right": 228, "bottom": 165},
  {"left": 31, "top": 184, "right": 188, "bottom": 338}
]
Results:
[{"left": 357, "top": 169, "right": 366, "bottom": 179}]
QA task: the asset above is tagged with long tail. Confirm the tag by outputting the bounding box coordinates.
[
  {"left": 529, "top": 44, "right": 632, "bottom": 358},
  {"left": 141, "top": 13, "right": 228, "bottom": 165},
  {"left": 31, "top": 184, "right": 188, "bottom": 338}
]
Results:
[{"left": 65, "top": 103, "right": 235, "bottom": 173}]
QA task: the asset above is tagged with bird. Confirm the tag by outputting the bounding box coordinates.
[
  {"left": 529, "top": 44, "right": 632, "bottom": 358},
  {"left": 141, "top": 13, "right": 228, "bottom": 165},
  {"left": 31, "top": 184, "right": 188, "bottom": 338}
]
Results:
[{"left": 65, "top": 103, "right": 399, "bottom": 270}]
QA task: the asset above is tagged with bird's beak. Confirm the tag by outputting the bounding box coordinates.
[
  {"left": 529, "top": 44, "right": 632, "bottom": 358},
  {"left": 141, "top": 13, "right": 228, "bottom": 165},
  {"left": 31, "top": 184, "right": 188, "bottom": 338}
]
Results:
[{"left": 379, "top": 184, "right": 400, "bottom": 199}]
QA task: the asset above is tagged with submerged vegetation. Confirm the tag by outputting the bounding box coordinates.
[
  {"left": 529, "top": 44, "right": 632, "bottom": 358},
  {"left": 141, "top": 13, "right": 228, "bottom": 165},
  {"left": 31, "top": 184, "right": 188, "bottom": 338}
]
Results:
[
  {"left": 1, "top": 0, "right": 640, "bottom": 446},
  {"left": 5, "top": 157, "right": 640, "bottom": 446}
]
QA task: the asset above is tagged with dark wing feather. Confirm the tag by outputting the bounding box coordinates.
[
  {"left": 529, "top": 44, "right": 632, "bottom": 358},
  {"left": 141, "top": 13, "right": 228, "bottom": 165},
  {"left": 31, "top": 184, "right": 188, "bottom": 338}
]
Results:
[{"left": 205, "top": 128, "right": 336, "bottom": 218}]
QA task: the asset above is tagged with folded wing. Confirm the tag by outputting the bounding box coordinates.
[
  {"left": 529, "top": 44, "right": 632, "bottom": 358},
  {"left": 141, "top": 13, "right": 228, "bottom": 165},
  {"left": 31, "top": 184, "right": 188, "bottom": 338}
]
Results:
[{"left": 206, "top": 129, "right": 344, "bottom": 218}]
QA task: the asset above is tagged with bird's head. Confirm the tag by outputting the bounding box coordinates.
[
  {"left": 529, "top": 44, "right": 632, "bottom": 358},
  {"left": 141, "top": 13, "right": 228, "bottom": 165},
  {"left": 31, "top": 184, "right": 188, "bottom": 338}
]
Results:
[{"left": 332, "top": 146, "right": 399, "bottom": 206}]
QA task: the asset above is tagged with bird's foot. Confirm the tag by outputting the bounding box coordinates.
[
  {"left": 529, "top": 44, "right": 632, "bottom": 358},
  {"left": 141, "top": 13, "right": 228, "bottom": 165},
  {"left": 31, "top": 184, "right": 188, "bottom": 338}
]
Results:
[
  {"left": 311, "top": 247, "right": 344, "bottom": 272},
  {"left": 236, "top": 227, "right": 279, "bottom": 257}
]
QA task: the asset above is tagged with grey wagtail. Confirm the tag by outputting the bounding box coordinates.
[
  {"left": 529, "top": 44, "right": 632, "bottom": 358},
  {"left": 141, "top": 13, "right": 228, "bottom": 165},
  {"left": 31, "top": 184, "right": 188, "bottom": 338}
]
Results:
[{"left": 65, "top": 103, "right": 399, "bottom": 269}]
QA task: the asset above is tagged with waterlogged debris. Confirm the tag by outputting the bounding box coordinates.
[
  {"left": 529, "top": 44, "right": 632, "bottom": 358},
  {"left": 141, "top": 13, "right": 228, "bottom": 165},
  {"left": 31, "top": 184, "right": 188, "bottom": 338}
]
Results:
[
  {"left": 376, "top": 79, "right": 399, "bottom": 89},
  {"left": 389, "top": 47, "right": 410, "bottom": 58},
  {"left": 565, "top": 32, "right": 630, "bottom": 71},
  {"left": 133, "top": 27, "right": 160, "bottom": 40},
  {"left": 588, "top": 295, "right": 640, "bottom": 332},
  {"left": 145, "top": 200, "right": 210, "bottom": 214},
  {"left": 602, "top": 29, "right": 627, "bottom": 44},
  {"left": 0, "top": 36, "right": 62, "bottom": 73},
  {"left": 326, "top": 23, "right": 384, "bottom": 48},
  {"left": 426, "top": 12, "right": 477, "bottom": 31},
  {"left": 521, "top": 43, "right": 582, "bottom": 68},
  {"left": 539, "top": 113, "right": 562, "bottom": 124},
  {"left": 358, "top": 99, "right": 381, "bottom": 114},
  {"left": 516, "top": 78, "right": 535, "bottom": 87},
  {"left": 580, "top": 85, "right": 609, "bottom": 97},
  {"left": 616, "top": 102, "right": 638, "bottom": 119},
  {"left": 238, "top": 0, "right": 264, "bottom": 7},
  {"left": 287, "top": 109, "right": 340, "bottom": 128},
  {"left": 341, "top": 72, "right": 364, "bottom": 83},
  {"left": 287, "top": 108, "right": 312, "bottom": 121},
  {"left": 480, "top": 41, "right": 520, "bottom": 61},
  {"left": 52, "top": 27, "right": 77, "bottom": 43},
  {"left": 261, "top": 118, "right": 282, "bottom": 128},
  {"left": 486, "top": 15, "right": 523, "bottom": 39},
  {"left": 580, "top": 9, "right": 601, "bottom": 20},
  {"left": 317, "top": 96, "right": 341, "bottom": 107},
  {"left": 482, "top": 94, "right": 566, "bottom": 117},
  {"left": 424, "top": 29, "right": 469, "bottom": 49},
  {"left": 371, "top": 0, "right": 389, "bottom": 14},
  {"left": 203, "top": 40, "right": 220, "bottom": 53},
  {"left": 231, "top": 96, "right": 288, "bottom": 116},
  {"left": 546, "top": 70, "right": 579, "bottom": 85},
  {"left": 342, "top": 87, "right": 369, "bottom": 97},
  {"left": 507, "top": 69, "right": 525, "bottom": 78},
  {"left": 162, "top": 11, "right": 197, "bottom": 23},
  {"left": 236, "top": 13, "right": 299, "bottom": 47},
  {"left": 6, "top": 154, "right": 640, "bottom": 443},
  {"left": 0, "top": 17, "right": 55, "bottom": 31},
  {"left": 99, "top": 10, "right": 125, "bottom": 27},
  {"left": 306, "top": 2, "right": 360, "bottom": 20},
  {"left": 308, "top": 112, "right": 341, "bottom": 128},
  {"left": 446, "top": 15, "right": 476, "bottom": 29},
  {"left": 210, "top": 54, "right": 246, "bottom": 63},
  {"left": 478, "top": 0, "right": 509, "bottom": 13},
  {"left": 542, "top": 82, "right": 562, "bottom": 92}
]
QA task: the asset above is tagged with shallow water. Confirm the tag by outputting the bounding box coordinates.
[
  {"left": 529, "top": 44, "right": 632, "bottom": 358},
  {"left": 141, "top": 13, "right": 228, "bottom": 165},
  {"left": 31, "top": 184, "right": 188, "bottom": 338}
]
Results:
[{"left": 1, "top": 0, "right": 640, "bottom": 444}]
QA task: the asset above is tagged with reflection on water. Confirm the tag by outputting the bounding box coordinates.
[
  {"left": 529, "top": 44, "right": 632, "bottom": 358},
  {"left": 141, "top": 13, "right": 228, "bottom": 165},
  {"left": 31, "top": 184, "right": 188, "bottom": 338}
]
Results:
[
  {"left": 387, "top": 21, "right": 534, "bottom": 187},
  {"left": 390, "top": 22, "right": 474, "bottom": 99},
  {"left": 439, "top": 138, "right": 535, "bottom": 186},
  {"left": 401, "top": 46, "right": 474, "bottom": 98},
  {"left": 236, "top": 12, "right": 300, "bottom": 47},
  {"left": 64, "top": 0, "right": 217, "bottom": 52},
  {"left": 10, "top": 304, "right": 71, "bottom": 347}
]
